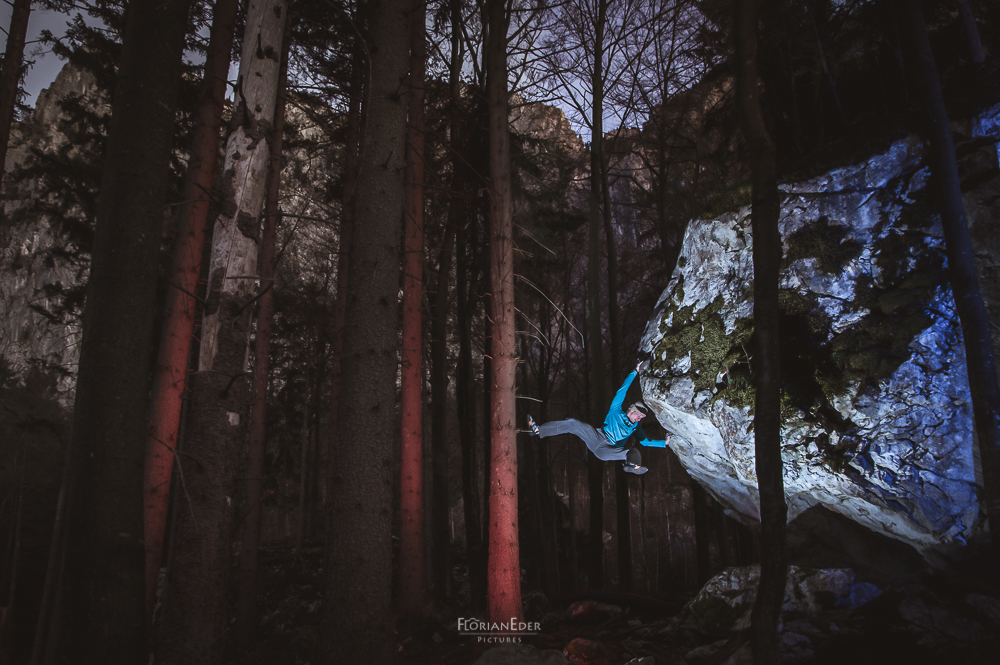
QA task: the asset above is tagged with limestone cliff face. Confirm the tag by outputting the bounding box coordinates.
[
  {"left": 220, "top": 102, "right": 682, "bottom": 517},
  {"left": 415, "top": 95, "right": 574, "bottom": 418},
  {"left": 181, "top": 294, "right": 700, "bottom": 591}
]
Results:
[
  {"left": 639, "top": 104, "right": 1000, "bottom": 566},
  {"left": 0, "top": 64, "right": 106, "bottom": 404},
  {"left": 511, "top": 100, "right": 586, "bottom": 154}
]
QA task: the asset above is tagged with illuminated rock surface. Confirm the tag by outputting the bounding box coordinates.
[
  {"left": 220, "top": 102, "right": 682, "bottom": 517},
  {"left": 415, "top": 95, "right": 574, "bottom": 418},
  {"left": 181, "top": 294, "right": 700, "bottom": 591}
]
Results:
[{"left": 639, "top": 113, "right": 1000, "bottom": 568}]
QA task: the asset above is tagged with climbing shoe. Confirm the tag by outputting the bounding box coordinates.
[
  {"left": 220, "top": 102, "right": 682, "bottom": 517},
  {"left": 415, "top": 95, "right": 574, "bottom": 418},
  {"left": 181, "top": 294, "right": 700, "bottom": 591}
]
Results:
[
  {"left": 623, "top": 463, "right": 648, "bottom": 475},
  {"left": 527, "top": 414, "right": 540, "bottom": 436}
]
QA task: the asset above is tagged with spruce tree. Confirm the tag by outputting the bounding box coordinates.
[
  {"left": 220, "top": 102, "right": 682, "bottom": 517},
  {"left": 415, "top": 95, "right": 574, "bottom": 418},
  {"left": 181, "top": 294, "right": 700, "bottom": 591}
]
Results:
[{"left": 64, "top": 0, "right": 191, "bottom": 660}]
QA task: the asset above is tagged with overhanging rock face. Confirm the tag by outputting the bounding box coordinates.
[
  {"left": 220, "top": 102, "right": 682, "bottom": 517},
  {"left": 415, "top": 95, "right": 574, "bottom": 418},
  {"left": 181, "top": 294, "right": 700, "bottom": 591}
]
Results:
[{"left": 638, "top": 136, "right": 988, "bottom": 565}]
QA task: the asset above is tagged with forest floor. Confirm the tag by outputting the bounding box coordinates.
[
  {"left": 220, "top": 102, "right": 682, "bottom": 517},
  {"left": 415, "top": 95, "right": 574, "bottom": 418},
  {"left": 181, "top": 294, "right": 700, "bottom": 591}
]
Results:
[
  {"left": 223, "top": 541, "right": 1000, "bottom": 665},
  {"left": 224, "top": 541, "right": 695, "bottom": 665}
]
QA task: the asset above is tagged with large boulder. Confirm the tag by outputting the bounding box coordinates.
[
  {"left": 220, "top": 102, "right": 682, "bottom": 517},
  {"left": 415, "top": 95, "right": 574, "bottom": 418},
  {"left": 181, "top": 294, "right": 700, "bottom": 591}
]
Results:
[
  {"left": 638, "top": 128, "right": 1000, "bottom": 567},
  {"left": 672, "top": 565, "right": 881, "bottom": 635}
]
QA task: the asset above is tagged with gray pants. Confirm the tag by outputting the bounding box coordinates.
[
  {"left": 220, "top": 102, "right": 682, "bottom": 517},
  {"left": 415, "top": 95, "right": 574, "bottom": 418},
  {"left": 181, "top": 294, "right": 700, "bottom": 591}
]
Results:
[{"left": 538, "top": 418, "right": 637, "bottom": 463}]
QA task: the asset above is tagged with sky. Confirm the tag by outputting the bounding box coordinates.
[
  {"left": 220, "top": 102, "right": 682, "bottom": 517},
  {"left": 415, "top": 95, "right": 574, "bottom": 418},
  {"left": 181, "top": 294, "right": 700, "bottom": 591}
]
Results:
[
  {"left": 0, "top": 5, "right": 83, "bottom": 108},
  {"left": 2, "top": 4, "right": 589, "bottom": 139},
  {"left": 0, "top": 4, "right": 236, "bottom": 110}
]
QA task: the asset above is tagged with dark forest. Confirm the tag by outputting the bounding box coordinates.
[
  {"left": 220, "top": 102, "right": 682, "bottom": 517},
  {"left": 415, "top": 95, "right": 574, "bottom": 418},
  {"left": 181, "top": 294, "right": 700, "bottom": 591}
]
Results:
[{"left": 0, "top": 0, "right": 998, "bottom": 663}]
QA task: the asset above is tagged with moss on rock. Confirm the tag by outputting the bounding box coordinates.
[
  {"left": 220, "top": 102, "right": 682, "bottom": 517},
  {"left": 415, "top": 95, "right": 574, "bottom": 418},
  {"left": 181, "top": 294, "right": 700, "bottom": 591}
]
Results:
[
  {"left": 651, "top": 188, "right": 948, "bottom": 432},
  {"left": 783, "top": 215, "right": 864, "bottom": 274},
  {"left": 651, "top": 292, "right": 755, "bottom": 407},
  {"left": 690, "top": 595, "right": 749, "bottom": 633}
]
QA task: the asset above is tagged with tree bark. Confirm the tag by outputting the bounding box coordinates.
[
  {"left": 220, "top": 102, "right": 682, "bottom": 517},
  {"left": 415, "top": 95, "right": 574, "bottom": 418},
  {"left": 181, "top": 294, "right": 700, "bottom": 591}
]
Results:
[
  {"left": 65, "top": 0, "right": 191, "bottom": 660},
  {"left": 449, "top": 0, "right": 485, "bottom": 611},
  {"left": 0, "top": 0, "right": 30, "bottom": 190},
  {"left": 430, "top": 221, "right": 456, "bottom": 604},
  {"left": 143, "top": 0, "right": 240, "bottom": 626},
  {"left": 898, "top": 0, "right": 1000, "bottom": 565},
  {"left": 29, "top": 440, "right": 72, "bottom": 665},
  {"left": 0, "top": 476, "right": 22, "bottom": 663},
  {"left": 296, "top": 367, "right": 313, "bottom": 554},
  {"left": 519, "top": 339, "right": 542, "bottom": 592},
  {"left": 157, "top": 2, "right": 288, "bottom": 662},
  {"left": 586, "top": 392, "right": 605, "bottom": 589},
  {"left": 235, "top": 16, "right": 291, "bottom": 643},
  {"left": 607, "top": 155, "right": 630, "bottom": 592},
  {"left": 601, "top": 159, "right": 621, "bottom": 385},
  {"left": 485, "top": 0, "right": 523, "bottom": 623},
  {"left": 601, "top": 107, "right": 631, "bottom": 596},
  {"left": 321, "top": 0, "right": 409, "bottom": 658},
  {"left": 457, "top": 222, "right": 485, "bottom": 610},
  {"left": 306, "top": 346, "right": 325, "bottom": 540},
  {"left": 531, "top": 343, "right": 560, "bottom": 595},
  {"left": 586, "top": 0, "right": 609, "bottom": 592},
  {"left": 614, "top": 469, "right": 633, "bottom": 591},
  {"left": 562, "top": 235, "right": 580, "bottom": 591},
  {"left": 539, "top": 437, "right": 561, "bottom": 594},
  {"left": 400, "top": 0, "right": 431, "bottom": 618},
  {"left": 324, "top": 22, "right": 363, "bottom": 529},
  {"left": 482, "top": 265, "right": 494, "bottom": 589},
  {"left": 735, "top": 0, "right": 788, "bottom": 662}
]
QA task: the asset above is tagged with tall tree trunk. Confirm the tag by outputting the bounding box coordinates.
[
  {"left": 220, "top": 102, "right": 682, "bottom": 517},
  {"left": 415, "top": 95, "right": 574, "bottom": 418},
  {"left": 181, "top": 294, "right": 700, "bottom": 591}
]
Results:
[
  {"left": 29, "top": 441, "right": 72, "bottom": 665},
  {"left": 606, "top": 145, "right": 631, "bottom": 593},
  {"left": 235, "top": 18, "right": 290, "bottom": 642},
  {"left": 65, "top": 0, "right": 191, "bottom": 660},
  {"left": 0, "top": 469, "right": 23, "bottom": 663},
  {"left": 322, "top": 0, "right": 409, "bottom": 658},
  {"left": 808, "top": 0, "right": 844, "bottom": 120},
  {"left": 452, "top": 0, "right": 485, "bottom": 611},
  {"left": 586, "top": 380, "right": 604, "bottom": 589},
  {"left": 0, "top": 0, "right": 30, "bottom": 190},
  {"left": 898, "top": 0, "right": 1000, "bottom": 564},
  {"left": 157, "top": 2, "right": 288, "bottom": 662},
  {"left": 457, "top": 222, "right": 485, "bottom": 610},
  {"left": 956, "top": 0, "right": 985, "bottom": 65},
  {"left": 614, "top": 469, "right": 633, "bottom": 592},
  {"left": 585, "top": 279, "right": 606, "bottom": 590},
  {"left": 306, "top": 344, "right": 325, "bottom": 540},
  {"left": 39, "top": 528, "right": 68, "bottom": 665},
  {"left": 324, "top": 28, "right": 363, "bottom": 525},
  {"left": 735, "top": 0, "right": 787, "bottom": 662},
  {"left": 601, "top": 162, "right": 620, "bottom": 384},
  {"left": 485, "top": 0, "right": 522, "bottom": 623},
  {"left": 519, "top": 335, "right": 543, "bottom": 591},
  {"left": 533, "top": 351, "right": 560, "bottom": 596},
  {"left": 400, "top": 0, "right": 431, "bottom": 617},
  {"left": 586, "top": 0, "right": 609, "bottom": 592},
  {"left": 586, "top": 437, "right": 605, "bottom": 588},
  {"left": 430, "top": 221, "right": 455, "bottom": 604},
  {"left": 296, "top": 371, "right": 312, "bottom": 554},
  {"left": 602, "top": 134, "right": 632, "bottom": 592},
  {"left": 540, "top": 443, "right": 561, "bottom": 594},
  {"left": 482, "top": 265, "right": 493, "bottom": 586},
  {"left": 562, "top": 235, "right": 580, "bottom": 591},
  {"left": 143, "top": 0, "right": 239, "bottom": 625}
]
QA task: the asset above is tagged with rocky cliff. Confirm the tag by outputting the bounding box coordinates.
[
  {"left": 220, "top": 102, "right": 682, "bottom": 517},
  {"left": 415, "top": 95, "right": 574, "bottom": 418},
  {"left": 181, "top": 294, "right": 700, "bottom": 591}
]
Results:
[{"left": 0, "top": 64, "right": 107, "bottom": 403}]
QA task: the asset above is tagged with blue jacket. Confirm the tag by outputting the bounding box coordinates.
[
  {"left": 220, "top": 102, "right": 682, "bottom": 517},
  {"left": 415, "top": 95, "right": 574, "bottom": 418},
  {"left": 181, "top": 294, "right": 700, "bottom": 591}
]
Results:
[{"left": 600, "top": 370, "right": 668, "bottom": 448}]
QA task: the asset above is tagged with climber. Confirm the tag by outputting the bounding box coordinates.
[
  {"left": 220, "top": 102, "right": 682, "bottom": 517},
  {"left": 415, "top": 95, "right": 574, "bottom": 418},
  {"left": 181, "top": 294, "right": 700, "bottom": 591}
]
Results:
[{"left": 527, "top": 361, "right": 670, "bottom": 475}]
